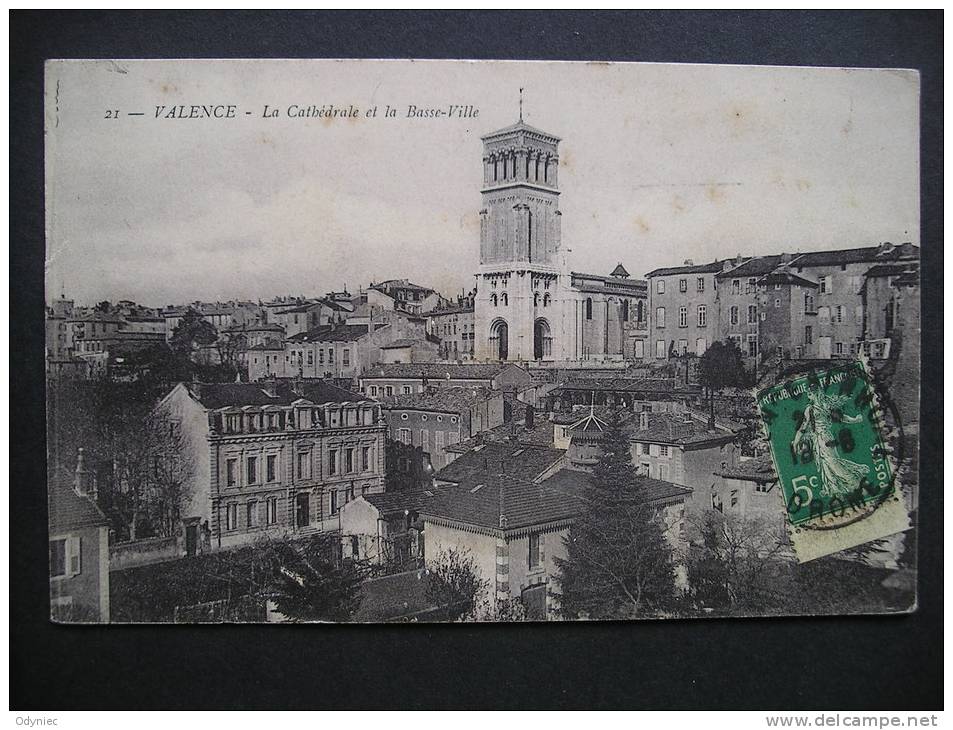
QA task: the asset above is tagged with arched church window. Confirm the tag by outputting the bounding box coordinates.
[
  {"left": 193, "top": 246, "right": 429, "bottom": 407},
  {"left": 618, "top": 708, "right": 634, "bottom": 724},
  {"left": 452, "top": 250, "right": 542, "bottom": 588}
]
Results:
[
  {"left": 491, "top": 293, "right": 498, "bottom": 307},
  {"left": 586, "top": 298, "right": 593, "bottom": 320},
  {"left": 543, "top": 293, "right": 551, "bottom": 307},
  {"left": 535, "top": 156, "right": 540, "bottom": 181},
  {"left": 622, "top": 300, "right": 630, "bottom": 321},
  {"left": 493, "top": 158, "right": 498, "bottom": 182},
  {"left": 544, "top": 156, "right": 549, "bottom": 183},
  {"left": 636, "top": 300, "right": 645, "bottom": 322},
  {"left": 525, "top": 154, "right": 530, "bottom": 179},
  {"left": 502, "top": 292, "right": 508, "bottom": 306},
  {"left": 534, "top": 292, "right": 540, "bottom": 307}
]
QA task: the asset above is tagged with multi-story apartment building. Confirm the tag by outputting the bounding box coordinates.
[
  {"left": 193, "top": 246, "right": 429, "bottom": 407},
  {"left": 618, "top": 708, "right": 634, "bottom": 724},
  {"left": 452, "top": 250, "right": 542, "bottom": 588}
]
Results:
[
  {"left": 645, "top": 259, "right": 730, "bottom": 360},
  {"left": 368, "top": 279, "right": 442, "bottom": 316},
  {"left": 248, "top": 312, "right": 439, "bottom": 382},
  {"left": 714, "top": 254, "right": 790, "bottom": 362},
  {"left": 157, "top": 380, "right": 386, "bottom": 550},
  {"left": 383, "top": 387, "right": 505, "bottom": 473},
  {"left": 428, "top": 293, "right": 476, "bottom": 362},
  {"left": 756, "top": 270, "right": 820, "bottom": 361}
]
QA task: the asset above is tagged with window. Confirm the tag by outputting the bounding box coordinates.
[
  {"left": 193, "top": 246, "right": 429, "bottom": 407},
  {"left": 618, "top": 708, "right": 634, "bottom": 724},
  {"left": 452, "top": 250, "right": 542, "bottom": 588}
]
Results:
[
  {"left": 225, "top": 503, "right": 238, "bottom": 531},
  {"left": 835, "top": 342, "right": 845, "bottom": 355},
  {"left": 501, "top": 293, "right": 508, "bottom": 306},
  {"left": 804, "top": 293, "right": 815, "bottom": 313},
  {"left": 731, "top": 279, "right": 740, "bottom": 295},
  {"left": 491, "top": 293, "right": 498, "bottom": 307},
  {"left": 655, "top": 307, "right": 665, "bottom": 328},
  {"left": 747, "top": 277, "right": 757, "bottom": 294},
  {"left": 819, "top": 276, "right": 831, "bottom": 294},
  {"left": 329, "top": 348, "right": 335, "bottom": 362},
  {"left": 697, "top": 277, "right": 705, "bottom": 292},
  {"left": 697, "top": 304, "right": 707, "bottom": 327},
  {"left": 747, "top": 305, "right": 757, "bottom": 324},
  {"left": 298, "top": 451, "right": 311, "bottom": 480},
  {"left": 804, "top": 326, "right": 813, "bottom": 345},
  {"left": 658, "top": 464, "right": 670, "bottom": 481},
  {"left": 345, "top": 448, "right": 354, "bottom": 474},
  {"left": 656, "top": 279, "right": 665, "bottom": 294},
  {"left": 267, "top": 497, "right": 278, "bottom": 525},
  {"left": 328, "top": 449, "right": 337, "bottom": 475},
  {"left": 679, "top": 278, "right": 687, "bottom": 292},
  {"left": 246, "top": 456, "right": 258, "bottom": 485},
  {"left": 622, "top": 300, "right": 629, "bottom": 321},
  {"left": 246, "top": 501, "right": 258, "bottom": 528},
  {"left": 399, "top": 428, "right": 411, "bottom": 445},
  {"left": 678, "top": 306, "right": 687, "bottom": 328},
  {"left": 329, "top": 490, "right": 338, "bottom": 515},
  {"left": 370, "top": 386, "right": 378, "bottom": 396},
  {"left": 528, "top": 533, "right": 541, "bottom": 569},
  {"left": 730, "top": 306, "right": 739, "bottom": 326},
  {"left": 634, "top": 340, "right": 645, "bottom": 359},
  {"left": 585, "top": 298, "right": 593, "bottom": 320},
  {"left": 385, "top": 386, "right": 394, "bottom": 396},
  {"left": 307, "top": 350, "right": 314, "bottom": 365},
  {"left": 678, "top": 339, "right": 688, "bottom": 355},
  {"left": 226, "top": 458, "right": 237, "bottom": 487},
  {"left": 343, "top": 348, "right": 350, "bottom": 366},
  {"left": 421, "top": 429, "right": 430, "bottom": 452},
  {"left": 362, "top": 446, "right": 370, "bottom": 471},
  {"left": 774, "top": 298, "right": 781, "bottom": 308},
  {"left": 402, "top": 385, "right": 412, "bottom": 395},
  {"left": 655, "top": 339, "right": 667, "bottom": 359},
  {"left": 696, "top": 338, "right": 707, "bottom": 355},
  {"left": 50, "top": 538, "right": 78, "bottom": 577},
  {"left": 296, "top": 493, "right": 310, "bottom": 527},
  {"left": 659, "top": 445, "right": 670, "bottom": 457},
  {"left": 747, "top": 334, "right": 758, "bottom": 357},
  {"left": 265, "top": 454, "right": 277, "bottom": 482},
  {"left": 835, "top": 305, "right": 844, "bottom": 323}
]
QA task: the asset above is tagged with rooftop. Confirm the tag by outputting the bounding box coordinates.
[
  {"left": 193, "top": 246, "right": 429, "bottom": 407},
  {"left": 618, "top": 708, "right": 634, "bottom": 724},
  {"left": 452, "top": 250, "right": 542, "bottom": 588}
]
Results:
[
  {"left": 717, "top": 255, "right": 788, "bottom": 279},
  {"left": 48, "top": 469, "right": 109, "bottom": 532},
  {"left": 758, "top": 271, "right": 819, "bottom": 288},
  {"left": 287, "top": 323, "right": 383, "bottom": 344},
  {"left": 379, "top": 339, "right": 420, "bottom": 350},
  {"left": 791, "top": 242, "right": 919, "bottom": 268},
  {"left": 645, "top": 260, "right": 733, "bottom": 277},
  {"left": 363, "top": 489, "right": 440, "bottom": 516},
  {"left": 714, "top": 455, "right": 777, "bottom": 483},
  {"left": 182, "top": 380, "right": 367, "bottom": 409},
  {"left": 433, "top": 442, "right": 565, "bottom": 490},
  {"left": 481, "top": 119, "right": 560, "bottom": 142},
  {"left": 361, "top": 362, "right": 514, "bottom": 381},
  {"left": 385, "top": 387, "right": 494, "bottom": 415},
  {"left": 623, "top": 409, "right": 742, "bottom": 447}
]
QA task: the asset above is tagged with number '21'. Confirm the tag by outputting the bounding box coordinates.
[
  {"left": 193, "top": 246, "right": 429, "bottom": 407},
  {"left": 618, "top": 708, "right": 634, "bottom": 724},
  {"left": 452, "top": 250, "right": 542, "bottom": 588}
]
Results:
[{"left": 104, "top": 109, "right": 120, "bottom": 119}]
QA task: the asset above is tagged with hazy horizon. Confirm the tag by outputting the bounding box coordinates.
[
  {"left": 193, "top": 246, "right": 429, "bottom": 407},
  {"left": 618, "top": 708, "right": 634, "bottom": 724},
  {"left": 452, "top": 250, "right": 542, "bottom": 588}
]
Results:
[{"left": 45, "top": 59, "right": 920, "bottom": 309}]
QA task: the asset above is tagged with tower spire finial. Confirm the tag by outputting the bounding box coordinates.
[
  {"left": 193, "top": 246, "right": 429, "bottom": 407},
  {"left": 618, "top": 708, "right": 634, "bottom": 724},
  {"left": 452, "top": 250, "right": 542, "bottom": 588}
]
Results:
[{"left": 519, "top": 87, "right": 523, "bottom": 122}]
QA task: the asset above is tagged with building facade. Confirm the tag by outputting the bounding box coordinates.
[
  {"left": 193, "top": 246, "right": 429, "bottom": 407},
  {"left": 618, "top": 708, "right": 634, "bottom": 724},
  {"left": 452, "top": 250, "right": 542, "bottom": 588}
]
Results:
[{"left": 157, "top": 380, "right": 386, "bottom": 550}]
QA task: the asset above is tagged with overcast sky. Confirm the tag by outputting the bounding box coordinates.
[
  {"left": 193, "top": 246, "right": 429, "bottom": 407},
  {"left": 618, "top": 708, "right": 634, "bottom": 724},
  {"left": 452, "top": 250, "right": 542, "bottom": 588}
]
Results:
[{"left": 45, "top": 59, "right": 920, "bottom": 307}]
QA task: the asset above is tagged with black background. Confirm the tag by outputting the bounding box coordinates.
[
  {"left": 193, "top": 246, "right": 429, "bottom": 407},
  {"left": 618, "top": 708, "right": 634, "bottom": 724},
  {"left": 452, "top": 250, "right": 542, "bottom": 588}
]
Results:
[{"left": 10, "top": 11, "right": 943, "bottom": 710}]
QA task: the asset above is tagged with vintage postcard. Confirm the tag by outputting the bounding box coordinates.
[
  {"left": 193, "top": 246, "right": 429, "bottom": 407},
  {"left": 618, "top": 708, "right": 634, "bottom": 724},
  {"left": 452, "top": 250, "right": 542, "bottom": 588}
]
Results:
[{"left": 44, "top": 59, "right": 921, "bottom": 623}]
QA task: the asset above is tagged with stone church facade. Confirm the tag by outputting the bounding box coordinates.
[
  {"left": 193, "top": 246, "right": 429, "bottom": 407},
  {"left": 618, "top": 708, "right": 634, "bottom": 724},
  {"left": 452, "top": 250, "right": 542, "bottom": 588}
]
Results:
[{"left": 472, "top": 119, "right": 648, "bottom": 364}]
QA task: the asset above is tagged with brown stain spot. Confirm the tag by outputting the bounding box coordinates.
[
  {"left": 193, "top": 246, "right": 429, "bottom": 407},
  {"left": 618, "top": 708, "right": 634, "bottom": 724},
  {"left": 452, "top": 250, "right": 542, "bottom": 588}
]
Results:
[
  {"left": 157, "top": 82, "right": 178, "bottom": 94},
  {"left": 459, "top": 211, "right": 480, "bottom": 230},
  {"left": 795, "top": 179, "right": 812, "bottom": 192},
  {"left": 706, "top": 185, "right": 727, "bottom": 203},
  {"left": 322, "top": 115, "right": 335, "bottom": 128},
  {"left": 671, "top": 195, "right": 686, "bottom": 214},
  {"left": 560, "top": 149, "right": 573, "bottom": 171},
  {"left": 259, "top": 133, "right": 275, "bottom": 148},
  {"left": 633, "top": 215, "right": 650, "bottom": 234}
]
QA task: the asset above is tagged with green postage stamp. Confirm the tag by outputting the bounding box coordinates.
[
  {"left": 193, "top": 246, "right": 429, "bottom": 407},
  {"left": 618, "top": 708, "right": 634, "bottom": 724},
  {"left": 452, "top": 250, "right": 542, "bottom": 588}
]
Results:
[{"left": 757, "top": 360, "right": 910, "bottom": 563}]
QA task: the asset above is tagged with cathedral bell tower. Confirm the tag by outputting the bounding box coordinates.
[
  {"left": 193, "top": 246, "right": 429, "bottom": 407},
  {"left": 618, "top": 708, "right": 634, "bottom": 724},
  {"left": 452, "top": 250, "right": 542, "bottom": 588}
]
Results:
[{"left": 474, "top": 117, "right": 563, "bottom": 362}]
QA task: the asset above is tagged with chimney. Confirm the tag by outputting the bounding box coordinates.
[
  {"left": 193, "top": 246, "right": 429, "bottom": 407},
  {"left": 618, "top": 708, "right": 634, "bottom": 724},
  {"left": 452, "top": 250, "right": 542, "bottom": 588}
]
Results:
[
  {"left": 525, "top": 404, "right": 535, "bottom": 429},
  {"left": 74, "top": 448, "right": 94, "bottom": 498},
  {"left": 683, "top": 259, "right": 694, "bottom": 266},
  {"left": 639, "top": 410, "right": 648, "bottom": 430}
]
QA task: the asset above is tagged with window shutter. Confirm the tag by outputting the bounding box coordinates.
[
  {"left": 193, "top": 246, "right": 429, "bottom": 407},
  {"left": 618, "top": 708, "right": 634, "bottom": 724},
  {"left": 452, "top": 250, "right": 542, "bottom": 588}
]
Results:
[{"left": 67, "top": 536, "right": 82, "bottom": 576}]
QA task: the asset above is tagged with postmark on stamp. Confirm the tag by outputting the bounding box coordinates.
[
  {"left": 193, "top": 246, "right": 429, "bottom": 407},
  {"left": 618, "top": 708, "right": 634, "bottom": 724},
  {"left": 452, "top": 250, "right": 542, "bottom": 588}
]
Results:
[{"left": 757, "top": 359, "right": 910, "bottom": 562}]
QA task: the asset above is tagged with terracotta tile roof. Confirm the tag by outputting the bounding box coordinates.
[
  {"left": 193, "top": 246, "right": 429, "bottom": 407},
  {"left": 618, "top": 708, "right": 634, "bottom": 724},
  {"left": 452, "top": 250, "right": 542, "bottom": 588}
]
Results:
[
  {"left": 646, "top": 260, "right": 733, "bottom": 277},
  {"left": 716, "top": 255, "right": 786, "bottom": 279},
  {"left": 48, "top": 472, "right": 109, "bottom": 532},
  {"left": 364, "top": 489, "right": 440, "bottom": 515},
  {"left": 184, "top": 380, "right": 366, "bottom": 409},
  {"left": 791, "top": 243, "right": 919, "bottom": 268},
  {"left": 287, "top": 324, "right": 380, "bottom": 343},
  {"left": 540, "top": 468, "right": 693, "bottom": 505},
  {"left": 361, "top": 362, "right": 509, "bottom": 380},
  {"left": 385, "top": 387, "right": 494, "bottom": 415},
  {"left": 623, "top": 410, "right": 741, "bottom": 446},
  {"left": 434, "top": 442, "right": 565, "bottom": 488},
  {"left": 714, "top": 455, "right": 777, "bottom": 483}
]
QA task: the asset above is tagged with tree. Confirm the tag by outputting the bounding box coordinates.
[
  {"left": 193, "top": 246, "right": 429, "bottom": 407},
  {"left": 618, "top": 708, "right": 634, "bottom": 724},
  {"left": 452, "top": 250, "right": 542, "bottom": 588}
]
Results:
[
  {"left": 685, "top": 510, "right": 787, "bottom": 615},
  {"left": 263, "top": 533, "right": 369, "bottom": 622},
  {"left": 698, "top": 339, "right": 751, "bottom": 429},
  {"left": 555, "top": 408, "right": 677, "bottom": 619},
  {"left": 425, "top": 548, "right": 488, "bottom": 621},
  {"left": 170, "top": 308, "right": 219, "bottom": 360}
]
